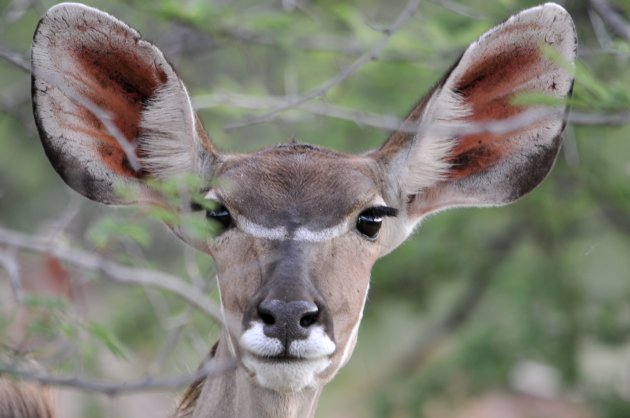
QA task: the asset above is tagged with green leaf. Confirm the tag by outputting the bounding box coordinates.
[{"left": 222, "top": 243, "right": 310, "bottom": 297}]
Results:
[
  {"left": 23, "top": 295, "right": 68, "bottom": 311},
  {"left": 87, "top": 322, "right": 128, "bottom": 360},
  {"left": 87, "top": 217, "right": 151, "bottom": 248},
  {"left": 511, "top": 92, "right": 568, "bottom": 107}
]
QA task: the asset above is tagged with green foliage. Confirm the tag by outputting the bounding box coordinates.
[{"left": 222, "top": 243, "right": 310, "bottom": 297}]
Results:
[
  {"left": 87, "top": 217, "right": 152, "bottom": 249},
  {"left": 6, "top": 295, "right": 129, "bottom": 362}
]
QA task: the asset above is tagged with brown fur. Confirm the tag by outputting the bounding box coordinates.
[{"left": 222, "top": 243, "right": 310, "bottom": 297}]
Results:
[{"left": 0, "top": 377, "right": 55, "bottom": 418}]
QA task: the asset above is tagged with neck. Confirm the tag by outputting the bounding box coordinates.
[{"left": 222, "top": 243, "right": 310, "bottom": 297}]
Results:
[{"left": 178, "top": 335, "right": 323, "bottom": 418}]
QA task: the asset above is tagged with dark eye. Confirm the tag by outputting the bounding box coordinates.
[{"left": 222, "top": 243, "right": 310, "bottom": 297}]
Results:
[
  {"left": 206, "top": 204, "right": 232, "bottom": 229},
  {"left": 356, "top": 210, "right": 383, "bottom": 239},
  {"left": 190, "top": 200, "right": 233, "bottom": 231}
]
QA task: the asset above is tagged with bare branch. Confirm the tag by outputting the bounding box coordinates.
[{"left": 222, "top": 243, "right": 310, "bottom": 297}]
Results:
[
  {"left": 199, "top": 93, "right": 630, "bottom": 143},
  {"left": 0, "top": 226, "right": 228, "bottom": 329},
  {"left": 0, "top": 356, "right": 236, "bottom": 396},
  {"left": 224, "top": 0, "right": 421, "bottom": 131},
  {"left": 429, "top": 0, "right": 487, "bottom": 20},
  {"left": 590, "top": 0, "right": 630, "bottom": 42},
  {"left": 0, "top": 45, "right": 30, "bottom": 72},
  {"left": 0, "top": 247, "right": 23, "bottom": 303},
  {"left": 194, "top": 92, "right": 404, "bottom": 131},
  {"left": 200, "top": 93, "right": 579, "bottom": 135},
  {"left": 570, "top": 110, "right": 630, "bottom": 126}
]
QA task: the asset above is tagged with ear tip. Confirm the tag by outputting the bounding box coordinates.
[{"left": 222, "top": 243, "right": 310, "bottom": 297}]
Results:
[
  {"left": 517, "top": 2, "right": 577, "bottom": 37},
  {"left": 46, "top": 2, "right": 107, "bottom": 17},
  {"left": 481, "top": 2, "right": 577, "bottom": 64},
  {"left": 36, "top": 2, "right": 137, "bottom": 41}
]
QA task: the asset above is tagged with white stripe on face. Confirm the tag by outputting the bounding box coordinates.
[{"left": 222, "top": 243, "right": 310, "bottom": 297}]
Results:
[
  {"left": 293, "top": 223, "right": 348, "bottom": 242},
  {"left": 238, "top": 216, "right": 289, "bottom": 240},
  {"left": 236, "top": 215, "right": 349, "bottom": 242}
]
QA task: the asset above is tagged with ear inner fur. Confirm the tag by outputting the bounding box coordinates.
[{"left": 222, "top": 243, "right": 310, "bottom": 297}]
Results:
[
  {"left": 31, "top": 3, "right": 216, "bottom": 204},
  {"left": 375, "top": 3, "right": 576, "bottom": 215}
]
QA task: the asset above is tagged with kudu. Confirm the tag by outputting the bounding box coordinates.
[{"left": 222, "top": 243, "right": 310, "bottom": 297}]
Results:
[{"left": 7, "top": 2, "right": 577, "bottom": 417}]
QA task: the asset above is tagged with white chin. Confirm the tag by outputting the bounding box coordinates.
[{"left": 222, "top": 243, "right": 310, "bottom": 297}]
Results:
[{"left": 242, "top": 354, "right": 331, "bottom": 392}]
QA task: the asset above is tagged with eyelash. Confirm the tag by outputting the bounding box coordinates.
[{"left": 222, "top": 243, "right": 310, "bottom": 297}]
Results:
[{"left": 356, "top": 206, "right": 398, "bottom": 239}]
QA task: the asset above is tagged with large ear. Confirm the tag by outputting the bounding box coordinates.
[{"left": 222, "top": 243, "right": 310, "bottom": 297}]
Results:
[
  {"left": 32, "top": 3, "right": 218, "bottom": 205},
  {"left": 374, "top": 3, "right": 576, "bottom": 222}
]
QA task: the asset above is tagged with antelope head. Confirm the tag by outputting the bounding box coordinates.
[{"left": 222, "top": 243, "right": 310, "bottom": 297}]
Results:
[{"left": 31, "top": 2, "right": 576, "bottom": 414}]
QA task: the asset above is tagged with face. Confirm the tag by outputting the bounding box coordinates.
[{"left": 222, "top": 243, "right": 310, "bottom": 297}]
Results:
[{"left": 201, "top": 144, "right": 396, "bottom": 391}]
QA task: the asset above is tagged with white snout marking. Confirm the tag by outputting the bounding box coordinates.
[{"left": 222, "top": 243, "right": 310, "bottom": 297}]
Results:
[
  {"left": 289, "top": 327, "right": 336, "bottom": 359},
  {"left": 239, "top": 322, "right": 336, "bottom": 392},
  {"left": 242, "top": 355, "right": 332, "bottom": 392},
  {"left": 240, "top": 322, "right": 283, "bottom": 356}
]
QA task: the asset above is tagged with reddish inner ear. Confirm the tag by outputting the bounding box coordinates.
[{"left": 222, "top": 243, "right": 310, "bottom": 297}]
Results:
[
  {"left": 447, "top": 40, "right": 550, "bottom": 179},
  {"left": 64, "top": 43, "right": 168, "bottom": 178}
]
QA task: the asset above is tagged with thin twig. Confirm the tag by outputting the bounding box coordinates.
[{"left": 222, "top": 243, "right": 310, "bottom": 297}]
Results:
[
  {"left": 200, "top": 92, "right": 630, "bottom": 137},
  {"left": 224, "top": 0, "right": 421, "bottom": 131},
  {"left": 429, "top": 0, "right": 487, "bottom": 20},
  {"left": 589, "top": 0, "right": 630, "bottom": 42},
  {"left": 570, "top": 110, "right": 630, "bottom": 126},
  {"left": 0, "top": 45, "right": 30, "bottom": 72},
  {"left": 0, "top": 248, "right": 23, "bottom": 303},
  {"left": 151, "top": 307, "right": 195, "bottom": 374},
  {"left": 0, "top": 226, "right": 230, "bottom": 330},
  {"left": 42, "top": 193, "right": 83, "bottom": 242},
  {"left": 194, "top": 92, "right": 404, "bottom": 131},
  {"left": 0, "top": 356, "right": 236, "bottom": 396}
]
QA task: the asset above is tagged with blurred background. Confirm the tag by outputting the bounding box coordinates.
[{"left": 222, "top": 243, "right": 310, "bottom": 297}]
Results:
[{"left": 1, "top": 0, "right": 629, "bottom": 417}]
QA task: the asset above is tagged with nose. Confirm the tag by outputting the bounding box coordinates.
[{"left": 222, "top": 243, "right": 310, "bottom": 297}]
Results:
[{"left": 257, "top": 299, "right": 320, "bottom": 343}]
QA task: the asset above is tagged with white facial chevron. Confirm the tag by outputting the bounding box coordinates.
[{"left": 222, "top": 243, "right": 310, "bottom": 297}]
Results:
[{"left": 236, "top": 215, "right": 350, "bottom": 242}]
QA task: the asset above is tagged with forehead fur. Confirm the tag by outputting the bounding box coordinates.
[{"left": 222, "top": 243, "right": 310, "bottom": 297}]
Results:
[{"left": 216, "top": 144, "right": 381, "bottom": 229}]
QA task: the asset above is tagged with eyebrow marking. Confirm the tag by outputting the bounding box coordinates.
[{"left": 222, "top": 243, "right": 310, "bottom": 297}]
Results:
[
  {"left": 238, "top": 216, "right": 288, "bottom": 240},
  {"left": 294, "top": 224, "right": 348, "bottom": 242},
  {"left": 235, "top": 215, "right": 349, "bottom": 242}
]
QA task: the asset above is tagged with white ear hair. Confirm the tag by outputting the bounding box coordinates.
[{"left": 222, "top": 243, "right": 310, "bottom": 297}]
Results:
[
  {"left": 138, "top": 79, "right": 212, "bottom": 178},
  {"left": 377, "top": 3, "right": 576, "bottom": 221},
  {"left": 397, "top": 86, "right": 471, "bottom": 195}
]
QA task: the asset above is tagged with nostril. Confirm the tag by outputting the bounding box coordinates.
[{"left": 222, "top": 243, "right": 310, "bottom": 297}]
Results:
[
  {"left": 258, "top": 307, "right": 276, "bottom": 325},
  {"left": 299, "top": 310, "right": 319, "bottom": 328}
]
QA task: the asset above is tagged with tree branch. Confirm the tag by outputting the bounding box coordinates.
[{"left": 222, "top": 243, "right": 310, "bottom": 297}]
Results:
[
  {"left": 589, "top": 0, "right": 630, "bottom": 42},
  {"left": 224, "top": 0, "right": 421, "bottom": 131},
  {"left": 0, "top": 45, "right": 30, "bottom": 72},
  {"left": 570, "top": 110, "right": 630, "bottom": 126},
  {"left": 0, "top": 248, "right": 23, "bottom": 303},
  {"left": 0, "top": 356, "right": 236, "bottom": 396},
  {"left": 0, "top": 226, "right": 229, "bottom": 329}
]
